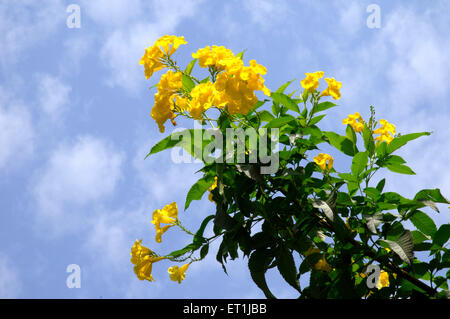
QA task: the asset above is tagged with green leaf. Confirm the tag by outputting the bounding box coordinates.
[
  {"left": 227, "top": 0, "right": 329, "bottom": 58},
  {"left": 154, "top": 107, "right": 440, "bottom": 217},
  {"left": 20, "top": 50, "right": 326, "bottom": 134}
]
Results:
[
  {"left": 194, "top": 215, "right": 215, "bottom": 242},
  {"left": 432, "top": 224, "right": 450, "bottom": 247},
  {"left": 185, "top": 175, "right": 216, "bottom": 210},
  {"left": 363, "top": 125, "right": 375, "bottom": 156},
  {"left": 276, "top": 79, "right": 296, "bottom": 93},
  {"left": 200, "top": 244, "right": 209, "bottom": 260},
  {"left": 184, "top": 58, "right": 197, "bottom": 75},
  {"left": 351, "top": 151, "right": 369, "bottom": 178},
  {"left": 346, "top": 125, "right": 357, "bottom": 145},
  {"left": 376, "top": 178, "right": 386, "bottom": 192},
  {"left": 271, "top": 92, "right": 300, "bottom": 113},
  {"left": 414, "top": 189, "right": 450, "bottom": 204},
  {"left": 381, "top": 230, "right": 414, "bottom": 265},
  {"left": 312, "top": 101, "right": 336, "bottom": 114},
  {"left": 236, "top": 50, "right": 246, "bottom": 60},
  {"left": 410, "top": 210, "right": 437, "bottom": 236},
  {"left": 264, "top": 115, "right": 296, "bottom": 128},
  {"left": 309, "top": 114, "right": 326, "bottom": 126},
  {"left": 387, "top": 132, "right": 431, "bottom": 154},
  {"left": 168, "top": 243, "right": 197, "bottom": 258},
  {"left": 386, "top": 163, "right": 415, "bottom": 175},
  {"left": 258, "top": 110, "right": 275, "bottom": 123},
  {"left": 385, "top": 155, "right": 407, "bottom": 165},
  {"left": 277, "top": 247, "right": 301, "bottom": 292},
  {"left": 323, "top": 131, "right": 357, "bottom": 156},
  {"left": 182, "top": 74, "right": 195, "bottom": 92},
  {"left": 411, "top": 230, "right": 430, "bottom": 245},
  {"left": 248, "top": 249, "right": 276, "bottom": 299},
  {"left": 147, "top": 130, "right": 194, "bottom": 157}
]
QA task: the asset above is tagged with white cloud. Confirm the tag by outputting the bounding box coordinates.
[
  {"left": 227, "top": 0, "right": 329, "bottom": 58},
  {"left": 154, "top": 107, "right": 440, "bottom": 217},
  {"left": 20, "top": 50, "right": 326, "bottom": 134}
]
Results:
[
  {"left": 32, "top": 135, "right": 124, "bottom": 235},
  {"left": 80, "top": 0, "right": 204, "bottom": 93},
  {"left": 37, "top": 74, "right": 71, "bottom": 121},
  {"left": 0, "top": 1, "right": 65, "bottom": 68},
  {"left": 243, "top": 0, "right": 289, "bottom": 29},
  {"left": 0, "top": 89, "right": 34, "bottom": 171},
  {"left": 0, "top": 253, "right": 21, "bottom": 298}
]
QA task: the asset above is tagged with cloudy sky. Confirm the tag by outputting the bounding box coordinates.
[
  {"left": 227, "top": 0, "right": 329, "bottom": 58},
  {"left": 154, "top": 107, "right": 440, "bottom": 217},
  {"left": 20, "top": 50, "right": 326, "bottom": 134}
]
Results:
[{"left": 0, "top": 0, "right": 449, "bottom": 298}]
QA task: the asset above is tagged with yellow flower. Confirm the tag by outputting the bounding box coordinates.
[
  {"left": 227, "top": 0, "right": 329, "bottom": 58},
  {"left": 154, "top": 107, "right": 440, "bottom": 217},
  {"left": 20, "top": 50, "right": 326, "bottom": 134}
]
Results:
[
  {"left": 189, "top": 82, "right": 220, "bottom": 120},
  {"left": 313, "top": 153, "right": 333, "bottom": 171},
  {"left": 130, "top": 239, "right": 164, "bottom": 282},
  {"left": 168, "top": 263, "right": 190, "bottom": 284},
  {"left": 192, "top": 45, "right": 235, "bottom": 70},
  {"left": 342, "top": 112, "right": 364, "bottom": 133},
  {"left": 359, "top": 269, "right": 390, "bottom": 290},
  {"left": 155, "top": 35, "right": 187, "bottom": 57},
  {"left": 208, "top": 177, "right": 218, "bottom": 202},
  {"left": 376, "top": 270, "right": 390, "bottom": 289},
  {"left": 151, "top": 202, "right": 179, "bottom": 243},
  {"left": 300, "top": 71, "right": 324, "bottom": 93},
  {"left": 374, "top": 119, "right": 395, "bottom": 144},
  {"left": 320, "top": 77, "right": 342, "bottom": 100},
  {"left": 139, "top": 35, "right": 187, "bottom": 79},
  {"left": 150, "top": 70, "right": 183, "bottom": 133},
  {"left": 304, "top": 246, "right": 332, "bottom": 272}
]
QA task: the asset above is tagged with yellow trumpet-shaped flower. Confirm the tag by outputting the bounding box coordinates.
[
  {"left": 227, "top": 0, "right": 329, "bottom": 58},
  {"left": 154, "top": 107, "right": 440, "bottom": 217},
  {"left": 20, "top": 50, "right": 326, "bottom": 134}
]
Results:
[
  {"left": 151, "top": 202, "right": 179, "bottom": 243},
  {"left": 139, "top": 35, "right": 187, "bottom": 79},
  {"left": 374, "top": 119, "right": 395, "bottom": 144},
  {"left": 168, "top": 263, "right": 191, "bottom": 284},
  {"left": 313, "top": 153, "right": 334, "bottom": 171},
  {"left": 320, "top": 77, "right": 342, "bottom": 100},
  {"left": 300, "top": 71, "right": 324, "bottom": 93},
  {"left": 304, "top": 246, "right": 332, "bottom": 272},
  {"left": 208, "top": 177, "right": 218, "bottom": 202},
  {"left": 342, "top": 112, "right": 364, "bottom": 133},
  {"left": 130, "top": 239, "right": 164, "bottom": 282}
]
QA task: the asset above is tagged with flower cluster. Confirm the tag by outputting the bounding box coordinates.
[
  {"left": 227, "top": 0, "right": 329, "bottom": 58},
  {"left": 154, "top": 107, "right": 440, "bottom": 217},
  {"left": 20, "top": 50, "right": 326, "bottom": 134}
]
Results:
[
  {"left": 139, "top": 35, "right": 187, "bottom": 79},
  {"left": 151, "top": 71, "right": 183, "bottom": 132},
  {"left": 342, "top": 112, "right": 364, "bottom": 132},
  {"left": 151, "top": 202, "right": 178, "bottom": 243},
  {"left": 140, "top": 36, "right": 271, "bottom": 132},
  {"left": 374, "top": 119, "right": 396, "bottom": 144},
  {"left": 130, "top": 203, "right": 193, "bottom": 284},
  {"left": 313, "top": 153, "right": 334, "bottom": 171},
  {"left": 130, "top": 239, "right": 165, "bottom": 282},
  {"left": 300, "top": 71, "right": 342, "bottom": 100}
]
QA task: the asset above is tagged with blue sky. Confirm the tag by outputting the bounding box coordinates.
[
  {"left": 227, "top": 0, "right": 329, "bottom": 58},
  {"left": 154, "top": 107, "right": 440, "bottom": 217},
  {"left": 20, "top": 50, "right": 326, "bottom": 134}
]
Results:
[{"left": 0, "top": 0, "right": 449, "bottom": 298}]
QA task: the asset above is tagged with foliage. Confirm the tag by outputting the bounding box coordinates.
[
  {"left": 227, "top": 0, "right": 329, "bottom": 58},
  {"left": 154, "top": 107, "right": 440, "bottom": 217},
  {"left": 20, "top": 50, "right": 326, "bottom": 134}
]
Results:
[{"left": 133, "top": 35, "right": 450, "bottom": 299}]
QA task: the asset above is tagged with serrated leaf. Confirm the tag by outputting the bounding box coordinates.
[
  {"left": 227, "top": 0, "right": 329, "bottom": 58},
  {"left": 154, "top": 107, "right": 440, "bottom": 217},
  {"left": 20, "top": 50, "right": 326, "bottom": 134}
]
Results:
[
  {"left": 271, "top": 92, "right": 300, "bottom": 113},
  {"left": 323, "top": 131, "right": 357, "bottom": 156},
  {"left": 387, "top": 132, "right": 431, "bottom": 154},
  {"left": 346, "top": 125, "right": 357, "bottom": 145},
  {"left": 414, "top": 189, "right": 450, "bottom": 204},
  {"left": 276, "top": 79, "right": 296, "bottom": 93},
  {"left": 410, "top": 210, "right": 437, "bottom": 236},
  {"left": 264, "top": 115, "right": 296, "bottom": 128},
  {"left": 363, "top": 211, "right": 382, "bottom": 234},
  {"left": 309, "top": 114, "right": 326, "bottom": 126},
  {"left": 386, "top": 163, "right": 415, "bottom": 175},
  {"left": 381, "top": 230, "right": 414, "bottom": 265},
  {"left": 313, "top": 101, "right": 336, "bottom": 114},
  {"left": 182, "top": 74, "right": 195, "bottom": 92},
  {"left": 363, "top": 125, "right": 375, "bottom": 156},
  {"left": 184, "top": 58, "right": 197, "bottom": 75},
  {"left": 185, "top": 175, "right": 216, "bottom": 210},
  {"left": 248, "top": 249, "right": 276, "bottom": 299},
  {"left": 312, "top": 199, "right": 334, "bottom": 222},
  {"left": 277, "top": 247, "right": 301, "bottom": 292},
  {"left": 351, "top": 151, "right": 368, "bottom": 178},
  {"left": 432, "top": 224, "right": 450, "bottom": 247}
]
